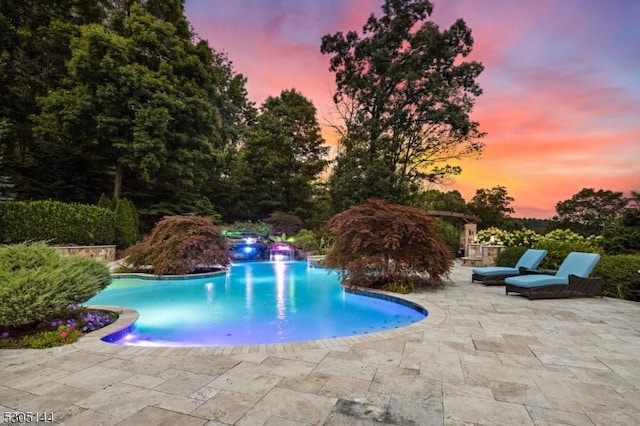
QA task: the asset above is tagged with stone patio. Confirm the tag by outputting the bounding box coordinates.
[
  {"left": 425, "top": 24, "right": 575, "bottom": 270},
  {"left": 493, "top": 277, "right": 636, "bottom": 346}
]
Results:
[{"left": 1, "top": 262, "right": 639, "bottom": 425}]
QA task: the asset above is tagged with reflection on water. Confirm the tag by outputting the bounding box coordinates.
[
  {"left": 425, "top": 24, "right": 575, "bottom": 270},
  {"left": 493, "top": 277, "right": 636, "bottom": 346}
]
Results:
[
  {"left": 244, "top": 267, "right": 254, "bottom": 319},
  {"left": 275, "top": 260, "right": 287, "bottom": 321}
]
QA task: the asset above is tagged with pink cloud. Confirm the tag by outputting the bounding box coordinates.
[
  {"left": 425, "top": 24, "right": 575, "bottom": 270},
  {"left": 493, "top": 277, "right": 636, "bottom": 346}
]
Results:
[{"left": 184, "top": 0, "right": 640, "bottom": 219}]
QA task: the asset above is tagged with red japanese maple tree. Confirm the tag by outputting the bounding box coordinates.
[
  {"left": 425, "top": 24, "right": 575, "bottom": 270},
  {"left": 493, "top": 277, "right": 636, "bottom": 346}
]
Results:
[
  {"left": 125, "top": 215, "right": 229, "bottom": 275},
  {"left": 324, "top": 199, "right": 453, "bottom": 289}
]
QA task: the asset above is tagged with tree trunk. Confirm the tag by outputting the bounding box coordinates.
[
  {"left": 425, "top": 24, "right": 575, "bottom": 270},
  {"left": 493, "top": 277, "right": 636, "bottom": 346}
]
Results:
[{"left": 113, "top": 162, "right": 123, "bottom": 200}]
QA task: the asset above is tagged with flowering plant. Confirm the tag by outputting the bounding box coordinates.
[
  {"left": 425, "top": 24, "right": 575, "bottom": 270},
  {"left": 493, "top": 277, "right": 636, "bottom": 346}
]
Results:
[
  {"left": 57, "top": 324, "right": 81, "bottom": 341},
  {"left": 0, "top": 305, "right": 117, "bottom": 349},
  {"left": 476, "top": 227, "right": 603, "bottom": 249},
  {"left": 80, "top": 310, "right": 115, "bottom": 332},
  {"left": 476, "top": 227, "right": 541, "bottom": 247}
]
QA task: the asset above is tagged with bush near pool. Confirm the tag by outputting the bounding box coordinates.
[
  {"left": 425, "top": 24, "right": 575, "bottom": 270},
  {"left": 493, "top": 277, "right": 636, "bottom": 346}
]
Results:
[{"left": 0, "top": 242, "right": 111, "bottom": 328}]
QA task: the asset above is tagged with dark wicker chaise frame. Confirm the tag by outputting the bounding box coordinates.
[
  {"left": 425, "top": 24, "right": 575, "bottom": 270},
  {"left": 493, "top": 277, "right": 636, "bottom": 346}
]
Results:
[
  {"left": 472, "top": 267, "right": 536, "bottom": 286},
  {"left": 505, "top": 274, "right": 603, "bottom": 300}
]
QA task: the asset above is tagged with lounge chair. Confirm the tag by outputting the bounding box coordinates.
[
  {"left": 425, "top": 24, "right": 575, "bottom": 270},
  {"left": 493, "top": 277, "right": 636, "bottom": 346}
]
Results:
[
  {"left": 505, "top": 252, "right": 602, "bottom": 299},
  {"left": 471, "top": 249, "right": 548, "bottom": 285}
]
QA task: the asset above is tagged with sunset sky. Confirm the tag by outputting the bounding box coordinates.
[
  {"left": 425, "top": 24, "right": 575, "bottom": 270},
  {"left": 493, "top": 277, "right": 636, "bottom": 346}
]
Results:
[{"left": 184, "top": 0, "right": 640, "bottom": 218}]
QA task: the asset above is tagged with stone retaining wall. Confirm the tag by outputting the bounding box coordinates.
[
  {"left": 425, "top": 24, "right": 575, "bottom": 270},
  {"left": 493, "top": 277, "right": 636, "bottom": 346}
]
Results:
[{"left": 52, "top": 245, "right": 116, "bottom": 262}]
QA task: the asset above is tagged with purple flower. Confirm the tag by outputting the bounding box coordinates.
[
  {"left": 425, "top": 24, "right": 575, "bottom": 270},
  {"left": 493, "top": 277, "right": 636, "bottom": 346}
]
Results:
[{"left": 1, "top": 331, "right": 9, "bottom": 338}]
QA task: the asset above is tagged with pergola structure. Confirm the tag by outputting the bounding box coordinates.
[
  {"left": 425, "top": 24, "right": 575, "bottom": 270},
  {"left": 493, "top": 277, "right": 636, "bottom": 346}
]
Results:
[
  {"left": 426, "top": 211, "right": 480, "bottom": 257},
  {"left": 425, "top": 211, "right": 480, "bottom": 224}
]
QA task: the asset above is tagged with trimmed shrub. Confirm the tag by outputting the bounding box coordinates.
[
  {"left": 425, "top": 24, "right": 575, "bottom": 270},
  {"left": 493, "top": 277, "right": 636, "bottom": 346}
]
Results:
[
  {"left": 324, "top": 199, "right": 453, "bottom": 289},
  {"left": 114, "top": 199, "right": 138, "bottom": 249},
  {"left": 0, "top": 200, "right": 115, "bottom": 245},
  {"left": 125, "top": 215, "right": 230, "bottom": 275},
  {"left": 0, "top": 243, "right": 111, "bottom": 327},
  {"left": 592, "top": 255, "right": 640, "bottom": 301},
  {"left": 97, "top": 193, "right": 115, "bottom": 210},
  {"left": 496, "top": 246, "right": 529, "bottom": 267}
]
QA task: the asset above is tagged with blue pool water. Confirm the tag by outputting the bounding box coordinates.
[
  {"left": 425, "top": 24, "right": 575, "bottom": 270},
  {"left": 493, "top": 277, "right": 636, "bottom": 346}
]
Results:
[{"left": 85, "top": 261, "right": 427, "bottom": 347}]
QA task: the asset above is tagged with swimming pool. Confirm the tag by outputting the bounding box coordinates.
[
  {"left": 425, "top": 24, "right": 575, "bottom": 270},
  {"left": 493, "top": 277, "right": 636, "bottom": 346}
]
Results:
[{"left": 85, "top": 261, "right": 427, "bottom": 347}]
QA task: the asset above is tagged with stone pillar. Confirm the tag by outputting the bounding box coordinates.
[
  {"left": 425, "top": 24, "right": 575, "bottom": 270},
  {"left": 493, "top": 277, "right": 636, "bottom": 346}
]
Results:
[
  {"left": 462, "top": 223, "right": 477, "bottom": 257},
  {"left": 481, "top": 245, "right": 507, "bottom": 266}
]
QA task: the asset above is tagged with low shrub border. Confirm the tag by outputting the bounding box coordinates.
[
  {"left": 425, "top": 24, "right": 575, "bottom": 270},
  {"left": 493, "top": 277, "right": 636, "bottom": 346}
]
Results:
[{"left": 593, "top": 254, "right": 640, "bottom": 301}]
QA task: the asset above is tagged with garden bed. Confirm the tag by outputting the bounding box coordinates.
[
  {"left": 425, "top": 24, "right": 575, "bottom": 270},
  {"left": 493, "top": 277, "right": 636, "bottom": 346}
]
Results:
[{"left": 0, "top": 306, "right": 118, "bottom": 349}]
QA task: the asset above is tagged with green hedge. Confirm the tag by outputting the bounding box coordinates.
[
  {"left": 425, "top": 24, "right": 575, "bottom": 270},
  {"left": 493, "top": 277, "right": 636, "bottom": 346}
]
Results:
[
  {"left": 593, "top": 254, "right": 640, "bottom": 301},
  {"left": 0, "top": 243, "right": 111, "bottom": 327},
  {"left": 495, "top": 242, "right": 602, "bottom": 270},
  {"left": 496, "top": 246, "right": 528, "bottom": 267},
  {"left": 533, "top": 240, "right": 602, "bottom": 270},
  {"left": 0, "top": 200, "right": 115, "bottom": 245}
]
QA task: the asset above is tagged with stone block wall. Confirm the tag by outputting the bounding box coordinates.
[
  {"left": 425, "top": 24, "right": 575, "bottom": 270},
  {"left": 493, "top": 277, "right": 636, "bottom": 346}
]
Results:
[
  {"left": 461, "top": 242, "right": 506, "bottom": 267},
  {"left": 481, "top": 245, "right": 507, "bottom": 266},
  {"left": 52, "top": 245, "right": 116, "bottom": 262}
]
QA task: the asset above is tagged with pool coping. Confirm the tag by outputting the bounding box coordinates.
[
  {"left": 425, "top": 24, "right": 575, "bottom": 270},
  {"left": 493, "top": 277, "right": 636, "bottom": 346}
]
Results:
[
  {"left": 76, "top": 276, "right": 445, "bottom": 354},
  {"left": 110, "top": 270, "right": 227, "bottom": 280}
]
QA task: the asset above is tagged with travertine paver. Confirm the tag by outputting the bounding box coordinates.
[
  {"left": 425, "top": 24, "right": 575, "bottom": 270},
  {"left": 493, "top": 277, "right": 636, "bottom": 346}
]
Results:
[
  {"left": 317, "top": 374, "right": 371, "bottom": 400},
  {"left": 236, "top": 387, "right": 337, "bottom": 425},
  {"left": 1, "top": 262, "right": 640, "bottom": 425},
  {"left": 191, "top": 391, "right": 261, "bottom": 423},
  {"left": 443, "top": 394, "right": 534, "bottom": 425}
]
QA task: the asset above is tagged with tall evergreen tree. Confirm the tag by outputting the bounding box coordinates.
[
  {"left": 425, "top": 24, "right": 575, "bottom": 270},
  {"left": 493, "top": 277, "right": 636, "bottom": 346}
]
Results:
[
  {"left": 0, "top": 0, "right": 109, "bottom": 200},
  {"left": 235, "top": 89, "right": 328, "bottom": 220},
  {"left": 35, "top": 3, "right": 212, "bottom": 200},
  {"left": 0, "top": 0, "right": 254, "bottom": 225},
  {"left": 24, "top": 0, "right": 253, "bottom": 226}
]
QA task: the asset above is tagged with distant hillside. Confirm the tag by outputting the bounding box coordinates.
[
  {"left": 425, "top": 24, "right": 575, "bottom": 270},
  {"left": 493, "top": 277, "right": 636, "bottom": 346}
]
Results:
[{"left": 511, "top": 218, "right": 554, "bottom": 233}]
